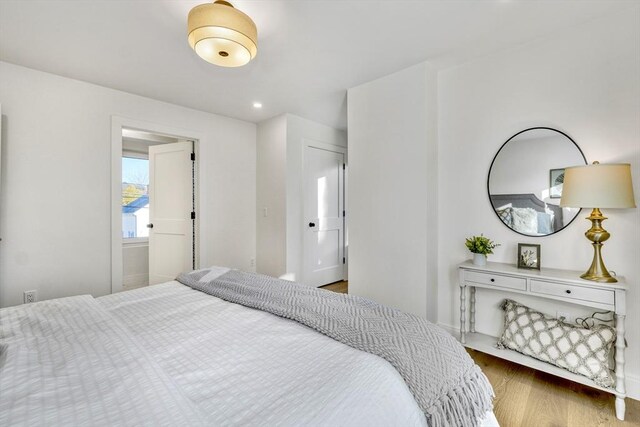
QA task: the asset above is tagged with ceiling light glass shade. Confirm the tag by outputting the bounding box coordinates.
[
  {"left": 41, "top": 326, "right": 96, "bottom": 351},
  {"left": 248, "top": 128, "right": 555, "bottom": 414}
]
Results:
[{"left": 188, "top": 0, "right": 257, "bottom": 67}]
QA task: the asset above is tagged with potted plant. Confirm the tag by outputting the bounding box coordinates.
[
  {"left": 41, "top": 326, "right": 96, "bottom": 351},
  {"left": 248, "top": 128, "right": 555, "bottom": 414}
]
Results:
[{"left": 465, "top": 234, "right": 500, "bottom": 266}]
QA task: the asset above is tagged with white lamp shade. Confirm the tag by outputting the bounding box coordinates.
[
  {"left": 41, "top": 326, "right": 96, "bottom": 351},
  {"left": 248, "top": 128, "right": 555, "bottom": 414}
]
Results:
[
  {"left": 188, "top": 1, "right": 257, "bottom": 67},
  {"left": 560, "top": 163, "right": 636, "bottom": 209}
]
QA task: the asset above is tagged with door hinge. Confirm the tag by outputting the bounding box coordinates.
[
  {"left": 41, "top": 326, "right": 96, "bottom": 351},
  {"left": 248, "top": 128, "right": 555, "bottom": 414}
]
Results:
[
  {"left": 343, "top": 257, "right": 346, "bottom": 264},
  {"left": 343, "top": 210, "right": 345, "bottom": 217},
  {"left": 190, "top": 152, "right": 196, "bottom": 161},
  {"left": 191, "top": 211, "right": 196, "bottom": 220},
  {"left": 342, "top": 163, "right": 345, "bottom": 170}
]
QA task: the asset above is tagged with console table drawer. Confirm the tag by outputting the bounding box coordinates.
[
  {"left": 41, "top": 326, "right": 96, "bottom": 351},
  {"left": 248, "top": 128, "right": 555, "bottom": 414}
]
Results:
[
  {"left": 464, "top": 271, "right": 526, "bottom": 291},
  {"left": 530, "top": 280, "right": 615, "bottom": 305}
]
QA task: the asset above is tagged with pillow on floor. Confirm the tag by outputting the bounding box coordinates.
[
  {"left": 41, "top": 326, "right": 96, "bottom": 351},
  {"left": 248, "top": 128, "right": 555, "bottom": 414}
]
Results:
[{"left": 497, "top": 299, "right": 615, "bottom": 387}]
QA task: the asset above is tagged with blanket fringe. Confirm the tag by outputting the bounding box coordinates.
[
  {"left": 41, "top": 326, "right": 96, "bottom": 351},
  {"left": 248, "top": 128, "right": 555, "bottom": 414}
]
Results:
[{"left": 426, "top": 365, "right": 495, "bottom": 427}]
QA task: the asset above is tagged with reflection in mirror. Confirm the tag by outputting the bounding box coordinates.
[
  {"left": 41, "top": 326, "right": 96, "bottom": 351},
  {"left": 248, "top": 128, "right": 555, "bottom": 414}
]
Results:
[{"left": 488, "top": 127, "right": 587, "bottom": 237}]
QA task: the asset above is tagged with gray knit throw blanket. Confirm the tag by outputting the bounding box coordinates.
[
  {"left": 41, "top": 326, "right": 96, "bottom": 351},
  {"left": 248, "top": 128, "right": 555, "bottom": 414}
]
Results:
[{"left": 177, "top": 268, "right": 494, "bottom": 427}]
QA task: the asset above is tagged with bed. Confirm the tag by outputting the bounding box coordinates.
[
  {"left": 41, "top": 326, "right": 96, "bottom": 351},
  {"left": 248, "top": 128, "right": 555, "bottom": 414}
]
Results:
[{"left": 0, "top": 268, "right": 498, "bottom": 426}]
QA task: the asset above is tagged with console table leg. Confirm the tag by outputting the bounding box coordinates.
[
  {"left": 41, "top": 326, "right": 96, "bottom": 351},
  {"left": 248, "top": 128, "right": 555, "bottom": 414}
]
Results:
[
  {"left": 615, "top": 313, "right": 626, "bottom": 421},
  {"left": 470, "top": 287, "right": 476, "bottom": 333},
  {"left": 615, "top": 396, "right": 626, "bottom": 421},
  {"left": 460, "top": 284, "right": 466, "bottom": 344}
]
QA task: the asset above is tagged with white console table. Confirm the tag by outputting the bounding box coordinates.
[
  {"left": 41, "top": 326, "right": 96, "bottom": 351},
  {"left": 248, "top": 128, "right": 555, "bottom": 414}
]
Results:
[{"left": 458, "top": 260, "right": 628, "bottom": 420}]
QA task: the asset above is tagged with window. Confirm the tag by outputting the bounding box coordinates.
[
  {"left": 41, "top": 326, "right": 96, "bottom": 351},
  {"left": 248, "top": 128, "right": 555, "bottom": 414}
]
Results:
[{"left": 122, "top": 156, "right": 149, "bottom": 239}]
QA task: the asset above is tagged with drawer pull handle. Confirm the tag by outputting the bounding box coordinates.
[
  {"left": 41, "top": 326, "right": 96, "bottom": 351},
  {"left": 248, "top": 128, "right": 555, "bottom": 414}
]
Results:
[
  {"left": 490, "top": 278, "right": 495, "bottom": 282},
  {"left": 565, "top": 290, "right": 572, "bottom": 294}
]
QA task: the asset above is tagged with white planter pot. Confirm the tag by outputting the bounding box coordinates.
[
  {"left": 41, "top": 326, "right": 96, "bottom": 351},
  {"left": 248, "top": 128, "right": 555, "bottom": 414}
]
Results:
[{"left": 472, "top": 253, "right": 487, "bottom": 266}]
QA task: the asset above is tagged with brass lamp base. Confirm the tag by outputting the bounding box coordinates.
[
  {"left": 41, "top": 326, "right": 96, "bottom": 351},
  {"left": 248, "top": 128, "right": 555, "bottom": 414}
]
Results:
[{"left": 581, "top": 208, "right": 617, "bottom": 283}]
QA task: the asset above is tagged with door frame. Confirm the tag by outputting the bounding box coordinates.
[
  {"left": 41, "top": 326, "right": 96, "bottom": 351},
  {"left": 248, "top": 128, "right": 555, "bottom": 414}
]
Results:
[
  {"left": 110, "top": 116, "right": 201, "bottom": 294},
  {"left": 301, "top": 139, "right": 348, "bottom": 285}
]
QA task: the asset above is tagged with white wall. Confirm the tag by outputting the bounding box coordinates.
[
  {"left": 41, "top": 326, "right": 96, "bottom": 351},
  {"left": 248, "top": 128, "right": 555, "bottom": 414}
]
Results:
[
  {"left": 123, "top": 243, "right": 148, "bottom": 289},
  {"left": 256, "top": 115, "right": 287, "bottom": 277},
  {"left": 255, "top": 113, "right": 347, "bottom": 284},
  {"left": 0, "top": 61, "right": 256, "bottom": 308},
  {"left": 347, "top": 62, "right": 438, "bottom": 321},
  {"left": 437, "top": 7, "right": 640, "bottom": 397}
]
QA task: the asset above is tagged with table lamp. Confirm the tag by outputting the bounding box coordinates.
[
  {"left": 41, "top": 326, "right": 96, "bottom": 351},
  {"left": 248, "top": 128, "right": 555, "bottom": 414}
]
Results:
[{"left": 560, "top": 162, "right": 636, "bottom": 283}]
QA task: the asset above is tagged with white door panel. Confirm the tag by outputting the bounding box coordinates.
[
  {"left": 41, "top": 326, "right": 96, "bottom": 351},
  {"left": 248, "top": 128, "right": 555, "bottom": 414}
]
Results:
[
  {"left": 153, "top": 234, "right": 187, "bottom": 279},
  {"left": 153, "top": 219, "right": 189, "bottom": 235},
  {"left": 304, "top": 146, "right": 345, "bottom": 287},
  {"left": 149, "top": 141, "right": 194, "bottom": 284}
]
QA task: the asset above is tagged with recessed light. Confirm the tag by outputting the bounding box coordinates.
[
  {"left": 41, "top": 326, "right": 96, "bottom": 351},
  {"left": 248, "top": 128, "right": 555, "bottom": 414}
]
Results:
[{"left": 253, "top": 102, "right": 263, "bottom": 109}]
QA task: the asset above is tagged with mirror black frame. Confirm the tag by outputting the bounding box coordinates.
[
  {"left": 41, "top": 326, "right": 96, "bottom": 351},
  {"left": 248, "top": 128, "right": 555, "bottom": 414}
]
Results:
[{"left": 487, "top": 126, "right": 587, "bottom": 237}]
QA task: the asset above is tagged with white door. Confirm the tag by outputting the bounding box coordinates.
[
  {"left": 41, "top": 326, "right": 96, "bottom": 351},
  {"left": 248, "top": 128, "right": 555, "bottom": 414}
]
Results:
[
  {"left": 304, "top": 146, "right": 345, "bottom": 287},
  {"left": 148, "top": 141, "right": 194, "bottom": 284}
]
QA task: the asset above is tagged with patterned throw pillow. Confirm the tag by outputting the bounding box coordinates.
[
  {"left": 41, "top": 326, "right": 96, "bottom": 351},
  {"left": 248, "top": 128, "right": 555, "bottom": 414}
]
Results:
[
  {"left": 496, "top": 207, "right": 513, "bottom": 226},
  {"left": 497, "top": 299, "right": 615, "bottom": 387}
]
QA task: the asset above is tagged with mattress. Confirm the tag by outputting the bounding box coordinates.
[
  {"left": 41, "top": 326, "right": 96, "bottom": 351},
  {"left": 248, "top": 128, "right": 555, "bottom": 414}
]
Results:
[{"left": 1, "top": 279, "right": 498, "bottom": 426}]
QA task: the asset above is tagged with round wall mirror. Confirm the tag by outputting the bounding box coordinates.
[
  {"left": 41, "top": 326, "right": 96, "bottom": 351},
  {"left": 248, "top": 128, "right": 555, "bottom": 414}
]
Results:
[{"left": 487, "top": 127, "right": 587, "bottom": 237}]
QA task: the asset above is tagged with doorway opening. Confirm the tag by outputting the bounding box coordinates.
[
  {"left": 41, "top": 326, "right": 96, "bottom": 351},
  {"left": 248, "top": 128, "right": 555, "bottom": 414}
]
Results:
[{"left": 111, "top": 118, "right": 199, "bottom": 294}]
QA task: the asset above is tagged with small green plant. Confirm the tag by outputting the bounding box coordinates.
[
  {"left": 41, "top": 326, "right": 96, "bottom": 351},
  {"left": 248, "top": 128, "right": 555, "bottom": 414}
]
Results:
[{"left": 465, "top": 234, "right": 500, "bottom": 255}]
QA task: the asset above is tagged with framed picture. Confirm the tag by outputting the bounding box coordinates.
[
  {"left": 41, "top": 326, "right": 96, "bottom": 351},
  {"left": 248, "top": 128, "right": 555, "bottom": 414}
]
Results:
[
  {"left": 518, "top": 243, "right": 541, "bottom": 270},
  {"left": 549, "top": 168, "right": 565, "bottom": 198}
]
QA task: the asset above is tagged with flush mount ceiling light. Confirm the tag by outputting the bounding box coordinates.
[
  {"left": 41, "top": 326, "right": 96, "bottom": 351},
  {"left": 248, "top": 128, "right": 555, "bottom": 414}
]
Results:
[{"left": 188, "top": 0, "right": 257, "bottom": 67}]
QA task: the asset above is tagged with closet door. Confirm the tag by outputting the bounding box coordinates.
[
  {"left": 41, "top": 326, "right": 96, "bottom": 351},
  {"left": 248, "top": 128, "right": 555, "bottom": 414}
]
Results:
[{"left": 303, "top": 145, "right": 345, "bottom": 287}]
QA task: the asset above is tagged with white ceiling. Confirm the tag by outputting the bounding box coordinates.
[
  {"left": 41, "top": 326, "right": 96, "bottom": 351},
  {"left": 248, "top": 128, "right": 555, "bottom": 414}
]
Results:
[{"left": 0, "top": 1, "right": 634, "bottom": 130}]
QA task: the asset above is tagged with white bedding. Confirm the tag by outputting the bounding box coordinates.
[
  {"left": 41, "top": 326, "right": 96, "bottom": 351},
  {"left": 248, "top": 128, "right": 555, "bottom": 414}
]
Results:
[
  {"left": 1, "top": 280, "right": 498, "bottom": 426},
  {"left": 0, "top": 295, "right": 206, "bottom": 426},
  {"left": 98, "top": 282, "right": 427, "bottom": 426}
]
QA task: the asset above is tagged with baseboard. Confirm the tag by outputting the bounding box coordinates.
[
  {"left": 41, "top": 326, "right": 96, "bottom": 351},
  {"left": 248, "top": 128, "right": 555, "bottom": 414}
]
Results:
[
  {"left": 627, "top": 374, "right": 640, "bottom": 401},
  {"left": 437, "top": 322, "right": 640, "bottom": 400},
  {"left": 437, "top": 322, "right": 459, "bottom": 337}
]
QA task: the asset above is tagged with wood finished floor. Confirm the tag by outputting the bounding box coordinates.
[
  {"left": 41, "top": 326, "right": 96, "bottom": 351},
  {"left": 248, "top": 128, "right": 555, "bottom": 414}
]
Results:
[
  {"left": 320, "top": 281, "right": 640, "bottom": 426},
  {"left": 319, "top": 280, "right": 348, "bottom": 294},
  {"left": 470, "top": 349, "right": 640, "bottom": 427}
]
